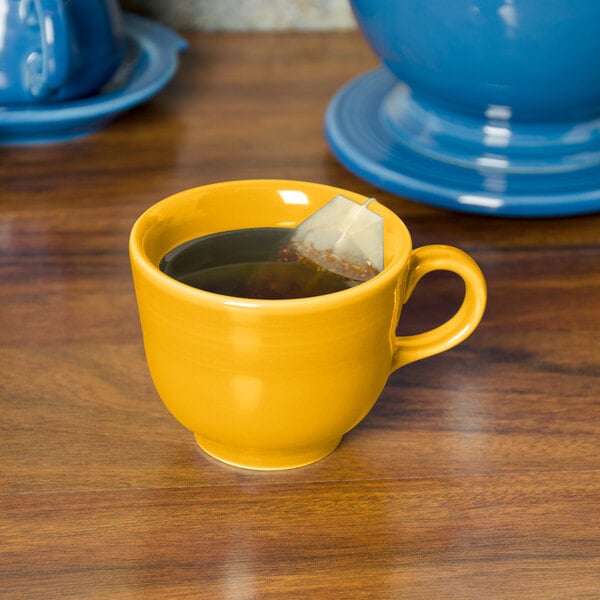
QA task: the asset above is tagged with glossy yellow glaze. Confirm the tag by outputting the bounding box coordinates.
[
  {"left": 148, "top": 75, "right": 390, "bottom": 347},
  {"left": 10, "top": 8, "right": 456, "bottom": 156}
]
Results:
[{"left": 129, "top": 180, "right": 487, "bottom": 469}]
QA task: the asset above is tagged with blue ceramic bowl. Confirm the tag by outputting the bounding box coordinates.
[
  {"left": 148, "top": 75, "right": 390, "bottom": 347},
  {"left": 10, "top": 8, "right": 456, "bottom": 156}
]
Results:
[{"left": 352, "top": 0, "right": 600, "bottom": 122}]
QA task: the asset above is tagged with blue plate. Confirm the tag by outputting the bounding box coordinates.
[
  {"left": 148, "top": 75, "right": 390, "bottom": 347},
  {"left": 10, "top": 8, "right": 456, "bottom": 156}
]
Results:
[
  {"left": 0, "top": 14, "right": 187, "bottom": 145},
  {"left": 325, "top": 68, "right": 600, "bottom": 217}
]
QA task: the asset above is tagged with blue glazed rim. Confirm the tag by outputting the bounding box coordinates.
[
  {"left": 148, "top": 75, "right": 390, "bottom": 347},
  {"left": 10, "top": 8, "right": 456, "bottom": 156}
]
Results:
[
  {"left": 0, "top": 13, "right": 187, "bottom": 144},
  {"left": 325, "top": 68, "right": 600, "bottom": 218}
]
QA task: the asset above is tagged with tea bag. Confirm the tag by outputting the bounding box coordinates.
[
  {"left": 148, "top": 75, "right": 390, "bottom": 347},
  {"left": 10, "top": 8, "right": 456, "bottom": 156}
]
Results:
[{"left": 281, "top": 195, "right": 384, "bottom": 282}]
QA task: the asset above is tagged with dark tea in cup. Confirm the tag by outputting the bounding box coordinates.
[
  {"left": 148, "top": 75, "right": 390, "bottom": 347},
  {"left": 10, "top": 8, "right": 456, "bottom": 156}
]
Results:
[{"left": 159, "top": 227, "right": 375, "bottom": 299}]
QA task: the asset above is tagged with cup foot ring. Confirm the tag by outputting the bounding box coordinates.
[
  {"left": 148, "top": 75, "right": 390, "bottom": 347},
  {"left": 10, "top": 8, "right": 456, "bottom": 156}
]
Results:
[{"left": 194, "top": 434, "right": 342, "bottom": 470}]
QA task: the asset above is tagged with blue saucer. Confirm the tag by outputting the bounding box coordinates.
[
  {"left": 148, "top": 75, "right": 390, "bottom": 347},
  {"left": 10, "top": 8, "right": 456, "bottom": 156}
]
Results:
[
  {"left": 325, "top": 68, "right": 600, "bottom": 217},
  {"left": 0, "top": 14, "right": 187, "bottom": 145}
]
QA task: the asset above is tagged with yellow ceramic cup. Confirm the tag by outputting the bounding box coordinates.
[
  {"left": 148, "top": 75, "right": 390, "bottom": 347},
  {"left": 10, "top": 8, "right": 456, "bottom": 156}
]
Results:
[{"left": 130, "top": 180, "right": 487, "bottom": 470}]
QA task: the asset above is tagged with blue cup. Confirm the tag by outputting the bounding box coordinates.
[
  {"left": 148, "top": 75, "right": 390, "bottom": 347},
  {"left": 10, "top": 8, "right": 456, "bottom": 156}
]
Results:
[{"left": 0, "top": 0, "right": 124, "bottom": 104}]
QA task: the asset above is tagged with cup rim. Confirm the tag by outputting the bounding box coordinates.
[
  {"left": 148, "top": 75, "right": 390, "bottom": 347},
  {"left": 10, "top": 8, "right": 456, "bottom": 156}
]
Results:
[{"left": 129, "top": 179, "right": 413, "bottom": 311}]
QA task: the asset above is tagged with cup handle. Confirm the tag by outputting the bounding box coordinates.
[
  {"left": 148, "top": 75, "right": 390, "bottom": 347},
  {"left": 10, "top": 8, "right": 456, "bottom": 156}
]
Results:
[
  {"left": 390, "top": 245, "right": 487, "bottom": 371},
  {"left": 28, "top": 0, "right": 69, "bottom": 98}
]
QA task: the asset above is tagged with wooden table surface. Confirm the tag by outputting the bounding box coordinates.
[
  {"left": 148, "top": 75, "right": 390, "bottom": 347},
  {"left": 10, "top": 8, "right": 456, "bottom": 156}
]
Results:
[{"left": 2, "top": 29, "right": 599, "bottom": 599}]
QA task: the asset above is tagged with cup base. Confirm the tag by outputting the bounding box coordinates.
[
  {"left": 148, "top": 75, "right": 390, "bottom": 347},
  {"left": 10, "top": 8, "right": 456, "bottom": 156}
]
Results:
[{"left": 194, "top": 434, "right": 342, "bottom": 470}]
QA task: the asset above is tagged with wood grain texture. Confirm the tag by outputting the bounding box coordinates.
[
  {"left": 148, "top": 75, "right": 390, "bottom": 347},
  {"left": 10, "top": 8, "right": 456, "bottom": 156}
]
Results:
[{"left": 1, "top": 31, "right": 599, "bottom": 598}]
